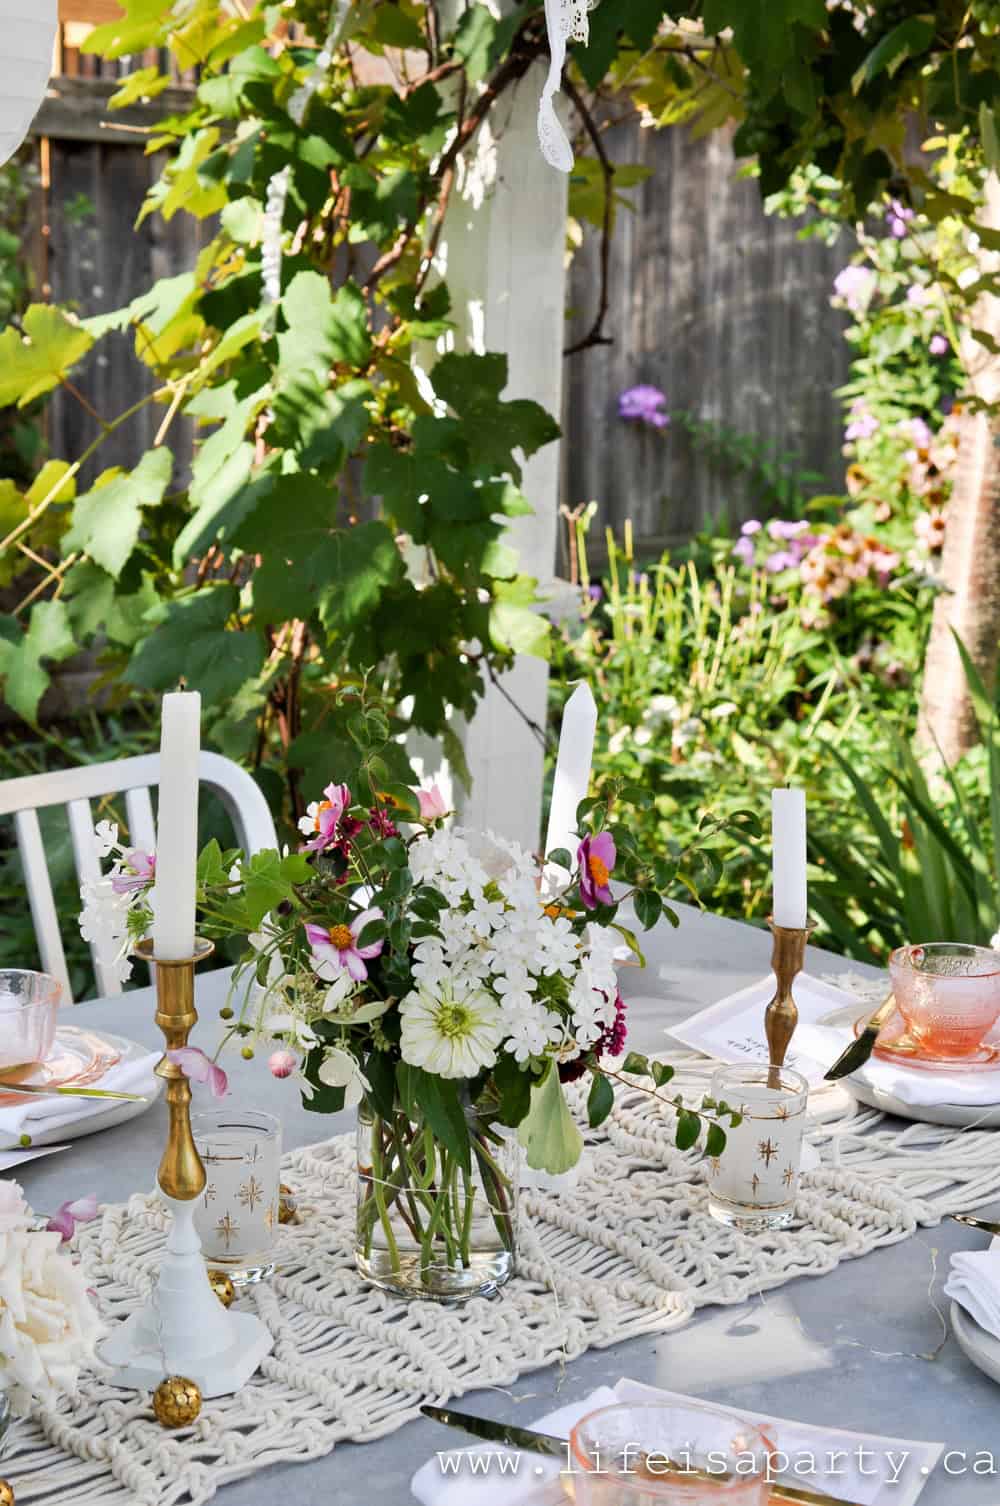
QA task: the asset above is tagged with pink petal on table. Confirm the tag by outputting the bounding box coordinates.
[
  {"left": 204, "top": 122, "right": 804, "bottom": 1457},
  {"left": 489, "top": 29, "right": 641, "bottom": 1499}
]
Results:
[
  {"left": 167, "top": 1047, "right": 229, "bottom": 1098},
  {"left": 46, "top": 1207, "right": 76, "bottom": 1243},
  {"left": 65, "top": 1193, "right": 98, "bottom": 1223}
]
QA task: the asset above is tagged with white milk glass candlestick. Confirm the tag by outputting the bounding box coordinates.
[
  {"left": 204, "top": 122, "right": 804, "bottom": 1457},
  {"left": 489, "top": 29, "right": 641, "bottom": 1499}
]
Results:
[
  {"left": 707, "top": 1063, "right": 809, "bottom": 1232},
  {"left": 153, "top": 691, "right": 201, "bottom": 959},
  {"left": 771, "top": 787, "right": 807, "bottom": 929}
]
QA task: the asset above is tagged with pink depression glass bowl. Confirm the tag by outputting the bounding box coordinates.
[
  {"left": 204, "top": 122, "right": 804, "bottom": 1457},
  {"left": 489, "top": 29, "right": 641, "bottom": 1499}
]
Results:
[
  {"left": 0, "top": 970, "right": 62, "bottom": 1071},
  {"left": 569, "top": 1401, "right": 772, "bottom": 1504},
  {"left": 889, "top": 943, "right": 1000, "bottom": 1060}
]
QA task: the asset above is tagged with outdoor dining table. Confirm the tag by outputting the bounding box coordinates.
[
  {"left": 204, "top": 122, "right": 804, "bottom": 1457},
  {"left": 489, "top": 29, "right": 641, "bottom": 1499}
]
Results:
[{"left": 16, "top": 903, "right": 1000, "bottom": 1505}]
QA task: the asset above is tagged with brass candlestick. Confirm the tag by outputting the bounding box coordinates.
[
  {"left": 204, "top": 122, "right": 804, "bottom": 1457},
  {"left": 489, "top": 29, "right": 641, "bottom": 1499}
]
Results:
[
  {"left": 135, "top": 936, "right": 214, "bottom": 1200},
  {"left": 764, "top": 917, "right": 815, "bottom": 1088},
  {"left": 101, "top": 936, "right": 273, "bottom": 1396}
]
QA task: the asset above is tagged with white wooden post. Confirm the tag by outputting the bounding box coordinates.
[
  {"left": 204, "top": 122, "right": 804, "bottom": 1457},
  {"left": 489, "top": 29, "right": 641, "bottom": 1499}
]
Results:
[{"left": 423, "top": 21, "right": 568, "bottom": 852}]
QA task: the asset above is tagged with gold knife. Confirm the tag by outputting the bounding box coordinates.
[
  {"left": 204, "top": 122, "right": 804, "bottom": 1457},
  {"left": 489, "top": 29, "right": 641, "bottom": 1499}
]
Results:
[
  {"left": 420, "top": 1404, "right": 853, "bottom": 1506},
  {"left": 823, "top": 993, "right": 895, "bottom": 1081},
  {"left": 0, "top": 1082, "right": 147, "bottom": 1101}
]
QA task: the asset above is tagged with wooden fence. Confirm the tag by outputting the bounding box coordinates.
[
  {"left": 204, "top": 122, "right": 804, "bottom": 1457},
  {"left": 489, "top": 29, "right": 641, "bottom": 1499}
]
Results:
[
  {"left": 562, "top": 116, "right": 853, "bottom": 557},
  {"left": 26, "top": 61, "right": 854, "bottom": 551}
]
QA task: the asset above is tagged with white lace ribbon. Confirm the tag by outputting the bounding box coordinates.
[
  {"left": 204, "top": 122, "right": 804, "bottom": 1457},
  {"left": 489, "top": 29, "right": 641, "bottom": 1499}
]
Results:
[{"left": 538, "top": 0, "right": 597, "bottom": 173}]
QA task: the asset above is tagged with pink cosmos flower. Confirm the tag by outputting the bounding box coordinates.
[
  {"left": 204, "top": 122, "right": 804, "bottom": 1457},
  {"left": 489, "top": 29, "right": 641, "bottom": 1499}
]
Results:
[
  {"left": 306, "top": 908, "right": 384, "bottom": 982},
  {"left": 268, "top": 1049, "right": 297, "bottom": 1079},
  {"left": 111, "top": 850, "right": 155, "bottom": 895},
  {"left": 46, "top": 1193, "right": 99, "bottom": 1244},
  {"left": 832, "top": 265, "right": 875, "bottom": 312},
  {"left": 166, "top": 1047, "right": 228, "bottom": 1098},
  {"left": 418, "top": 784, "right": 448, "bottom": 820},
  {"left": 577, "top": 831, "right": 616, "bottom": 909},
  {"left": 298, "top": 783, "right": 352, "bottom": 854}
]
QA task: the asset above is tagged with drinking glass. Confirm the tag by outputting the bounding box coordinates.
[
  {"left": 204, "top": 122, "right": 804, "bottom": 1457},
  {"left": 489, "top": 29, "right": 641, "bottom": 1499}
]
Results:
[
  {"left": 889, "top": 943, "right": 1000, "bottom": 1059},
  {"left": 0, "top": 970, "right": 62, "bottom": 1071},
  {"left": 191, "top": 1109, "right": 282, "bottom": 1284},
  {"left": 706, "top": 1063, "right": 808, "bottom": 1231},
  {"left": 569, "top": 1401, "right": 771, "bottom": 1504}
]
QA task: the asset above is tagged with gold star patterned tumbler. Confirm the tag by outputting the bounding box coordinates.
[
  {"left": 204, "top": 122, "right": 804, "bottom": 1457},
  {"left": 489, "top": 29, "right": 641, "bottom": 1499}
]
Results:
[
  {"left": 191, "top": 1110, "right": 282, "bottom": 1284},
  {"left": 706, "top": 1063, "right": 809, "bottom": 1232}
]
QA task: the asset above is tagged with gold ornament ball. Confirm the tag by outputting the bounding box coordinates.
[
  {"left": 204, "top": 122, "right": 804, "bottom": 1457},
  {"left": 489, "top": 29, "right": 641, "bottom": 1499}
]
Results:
[
  {"left": 207, "top": 1269, "right": 235, "bottom": 1308},
  {"left": 0, "top": 1478, "right": 15, "bottom": 1505},
  {"left": 278, "top": 1183, "right": 300, "bottom": 1225},
  {"left": 152, "top": 1376, "right": 203, "bottom": 1428}
]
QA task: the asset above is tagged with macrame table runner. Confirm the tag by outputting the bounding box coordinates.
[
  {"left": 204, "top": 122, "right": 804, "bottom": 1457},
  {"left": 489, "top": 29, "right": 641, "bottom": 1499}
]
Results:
[{"left": 11, "top": 1020, "right": 1000, "bottom": 1504}]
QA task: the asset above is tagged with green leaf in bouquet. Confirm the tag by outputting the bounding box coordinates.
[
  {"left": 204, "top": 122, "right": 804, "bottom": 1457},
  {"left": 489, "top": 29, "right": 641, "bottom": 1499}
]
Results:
[
  {"left": 586, "top": 1072, "right": 615, "bottom": 1129},
  {"left": 518, "top": 1062, "right": 583, "bottom": 1175},
  {"left": 650, "top": 1060, "right": 675, "bottom": 1088},
  {"left": 356, "top": 916, "right": 387, "bottom": 950},
  {"left": 633, "top": 888, "right": 662, "bottom": 930},
  {"left": 705, "top": 1122, "right": 727, "bottom": 1158},
  {"left": 492, "top": 1052, "right": 532, "bottom": 1128},
  {"left": 610, "top": 922, "right": 645, "bottom": 967},
  {"left": 196, "top": 838, "right": 230, "bottom": 888},
  {"left": 415, "top": 1071, "right": 472, "bottom": 1175},
  {"left": 621, "top": 1051, "right": 649, "bottom": 1077},
  {"left": 365, "top": 1049, "right": 398, "bottom": 1122},
  {"left": 545, "top": 847, "right": 573, "bottom": 870},
  {"left": 674, "top": 1108, "right": 702, "bottom": 1152}
]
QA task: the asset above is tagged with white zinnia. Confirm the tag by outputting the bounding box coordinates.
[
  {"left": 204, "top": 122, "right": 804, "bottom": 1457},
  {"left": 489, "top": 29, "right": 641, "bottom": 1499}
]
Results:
[{"left": 399, "top": 981, "right": 503, "bottom": 1079}]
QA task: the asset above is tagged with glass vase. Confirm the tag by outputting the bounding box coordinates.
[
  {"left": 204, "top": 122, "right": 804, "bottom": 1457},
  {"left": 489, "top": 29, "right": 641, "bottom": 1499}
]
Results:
[{"left": 355, "top": 1098, "right": 518, "bottom": 1301}]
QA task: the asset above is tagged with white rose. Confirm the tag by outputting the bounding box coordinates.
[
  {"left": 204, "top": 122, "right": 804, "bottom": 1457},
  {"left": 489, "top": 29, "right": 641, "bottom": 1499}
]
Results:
[{"left": 0, "top": 1228, "right": 103, "bottom": 1414}]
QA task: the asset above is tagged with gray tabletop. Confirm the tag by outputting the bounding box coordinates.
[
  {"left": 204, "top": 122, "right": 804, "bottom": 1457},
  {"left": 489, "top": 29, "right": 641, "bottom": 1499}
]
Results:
[{"left": 15, "top": 905, "right": 1000, "bottom": 1504}]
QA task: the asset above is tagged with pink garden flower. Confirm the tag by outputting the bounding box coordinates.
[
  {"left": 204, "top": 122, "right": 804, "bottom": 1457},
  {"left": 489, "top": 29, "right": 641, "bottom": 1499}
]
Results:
[
  {"left": 268, "top": 1049, "right": 297, "bottom": 1079},
  {"left": 306, "top": 908, "right": 384, "bottom": 982},
  {"left": 166, "top": 1047, "right": 228, "bottom": 1098},
  {"left": 929, "top": 333, "right": 949, "bottom": 356},
  {"left": 417, "top": 784, "right": 448, "bottom": 820},
  {"left": 298, "top": 783, "right": 352, "bottom": 854},
  {"left": 832, "top": 265, "right": 875, "bottom": 312},
  {"left": 110, "top": 850, "right": 155, "bottom": 895},
  {"left": 46, "top": 1194, "right": 98, "bottom": 1244},
  {"left": 577, "top": 832, "right": 616, "bottom": 910}
]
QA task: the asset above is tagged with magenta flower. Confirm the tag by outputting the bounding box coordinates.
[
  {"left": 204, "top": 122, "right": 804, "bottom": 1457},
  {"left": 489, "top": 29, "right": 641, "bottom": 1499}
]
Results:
[
  {"left": 741, "top": 519, "right": 762, "bottom": 536},
  {"left": 268, "top": 1049, "right": 297, "bottom": 1079},
  {"left": 903, "top": 416, "right": 932, "bottom": 449},
  {"left": 845, "top": 400, "right": 879, "bottom": 442},
  {"left": 618, "top": 385, "right": 669, "bottom": 430},
  {"left": 166, "top": 1047, "right": 228, "bottom": 1098},
  {"left": 765, "top": 549, "right": 800, "bottom": 573},
  {"left": 732, "top": 536, "right": 754, "bottom": 566},
  {"left": 577, "top": 831, "right": 616, "bottom": 909},
  {"left": 111, "top": 850, "right": 155, "bottom": 895},
  {"left": 46, "top": 1193, "right": 98, "bottom": 1244},
  {"left": 298, "top": 782, "right": 351, "bottom": 854},
  {"left": 766, "top": 519, "right": 810, "bottom": 541},
  {"left": 306, "top": 907, "right": 384, "bottom": 982},
  {"left": 417, "top": 784, "right": 448, "bottom": 820},
  {"left": 930, "top": 333, "right": 949, "bottom": 356}
]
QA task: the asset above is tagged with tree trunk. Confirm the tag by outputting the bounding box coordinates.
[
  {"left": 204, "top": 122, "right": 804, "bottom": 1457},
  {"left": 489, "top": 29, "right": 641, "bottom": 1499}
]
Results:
[
  {"left": 917, "top": 174, "right": 1000, "bottom": 763},
  {"left": 917, "top": 408, "right": 1000, "bottom": 761}
]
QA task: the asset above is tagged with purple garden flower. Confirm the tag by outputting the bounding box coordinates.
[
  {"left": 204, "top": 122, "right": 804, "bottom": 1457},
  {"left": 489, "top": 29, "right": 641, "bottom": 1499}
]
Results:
[
  {"left": 577, "top": 831, "right": 616, "bottom": 909},
  {"left": 906, "top": 284, "right": 929, "bottom": 308},
  {"left": 741, "top": 519, "right": 762, "bottom": 536},
  {"left": 930, "top": 333, "right": 949, "bottom": 356},
  {"left": 618, "top": 385, "right": 669, "bottom": 430},
  {"left": 766, "top": 519, "right": 810, "bottom": 541},
  {"left": 833, "top": 265, "right": 876, "bottom": 313},
  {"left": 845, "top": 399, "right": 879, "bottom": 442},
  {"left": 732, "top": 536, "right": 755, "bottom": 566},
  {"left": 886, "top": 198, "right": 914, "bottom": 238},
  {"left": 110, "top": 850, "right": 155, "bottom": 895},
  {"left": 765, "top": 549, "right": 800, "bottom": 573}
]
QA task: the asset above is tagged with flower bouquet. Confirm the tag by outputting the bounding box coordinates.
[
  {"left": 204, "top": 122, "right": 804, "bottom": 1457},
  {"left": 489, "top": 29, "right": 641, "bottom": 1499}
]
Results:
[{"left": 83, "top": 701, "right": 738, "bottom": 1300}]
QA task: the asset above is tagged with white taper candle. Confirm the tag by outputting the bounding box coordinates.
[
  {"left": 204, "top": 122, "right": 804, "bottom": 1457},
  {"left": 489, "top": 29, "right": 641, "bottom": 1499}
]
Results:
[
  {"left": 544, "top": 681, "right": 598, "bottom": 866},
  {"left": 152, "top": 690, "right": 201, "bottom": 959},
  {"left": 772, "top": 786, "right": 807, "bottom": 929}
]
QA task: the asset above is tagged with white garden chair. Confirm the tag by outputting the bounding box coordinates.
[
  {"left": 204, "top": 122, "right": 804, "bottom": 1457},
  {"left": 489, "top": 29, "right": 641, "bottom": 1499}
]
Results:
[{"left": 0, "top": 751, "right": 277, "bottom": 1000}]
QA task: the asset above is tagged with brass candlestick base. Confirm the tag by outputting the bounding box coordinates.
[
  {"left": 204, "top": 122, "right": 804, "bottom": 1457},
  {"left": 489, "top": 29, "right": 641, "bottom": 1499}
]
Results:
[
  {"left": 99, "top": 937, "right": 273, "bottom": 1397},
  {"left": 764, "top": 917, "right": 815, "bottom": 1088}
]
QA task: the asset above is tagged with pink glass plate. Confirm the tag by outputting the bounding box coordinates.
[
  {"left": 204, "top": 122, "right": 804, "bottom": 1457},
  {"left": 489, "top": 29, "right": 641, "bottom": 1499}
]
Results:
[
  {"left": 853, "top": 1007, "right": 1000, "bottom": 1071},
  {"left": 0, "top": 1026, "right": 123, "bottom": 1103}
]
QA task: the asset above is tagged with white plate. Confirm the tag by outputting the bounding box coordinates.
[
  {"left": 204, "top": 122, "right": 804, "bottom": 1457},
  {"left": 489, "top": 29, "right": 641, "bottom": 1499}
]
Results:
[
  {"left": 951, "top": 1301, "right": 1000, "bottom": 1385},
  {"left": 0, "top": 1029, "right": 161, "bottom": 1148},
  {"left": 817, "top": 1004, "right": 1000, "bottom": 1128}
]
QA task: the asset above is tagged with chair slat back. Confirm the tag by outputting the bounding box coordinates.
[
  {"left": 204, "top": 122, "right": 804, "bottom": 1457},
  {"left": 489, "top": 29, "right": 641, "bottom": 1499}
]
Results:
[{"left": 0, "top": 752, "right": 277, "bottom": 1001}]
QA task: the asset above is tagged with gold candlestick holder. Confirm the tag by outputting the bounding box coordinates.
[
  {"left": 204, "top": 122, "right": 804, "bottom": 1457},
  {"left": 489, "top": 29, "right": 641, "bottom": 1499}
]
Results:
[
  {"left": 99, "top": 938, "right": 273, "bottom": 1397},
  {"left": 764, "top": 917, "right": 815, "bottom": 1088}
]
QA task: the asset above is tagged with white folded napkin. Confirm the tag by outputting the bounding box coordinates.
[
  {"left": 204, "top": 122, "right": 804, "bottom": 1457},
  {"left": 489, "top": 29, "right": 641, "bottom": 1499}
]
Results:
[
  {"left": 413, "top": 1377, "right": 942, "bottom": 1506},
  {"left": 411, "top": 1386, "right": 619, "bottom": 1506},
  {"left": 794, "top": 1018, "right": 1000, "bottom": 1109},
  {"left": 944, "top": 1235, "right": 1000, "bottom": 1339},
  {"left": 0, "top": 1051, "right": 160, "bottom": 1147}
]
